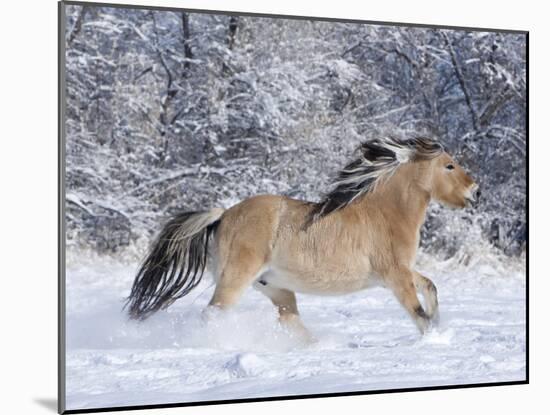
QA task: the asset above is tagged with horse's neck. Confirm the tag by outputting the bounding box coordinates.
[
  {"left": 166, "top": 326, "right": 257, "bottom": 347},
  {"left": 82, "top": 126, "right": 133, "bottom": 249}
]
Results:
[{"left": 354, "top": 166, "right": 431, "bottom": 231}]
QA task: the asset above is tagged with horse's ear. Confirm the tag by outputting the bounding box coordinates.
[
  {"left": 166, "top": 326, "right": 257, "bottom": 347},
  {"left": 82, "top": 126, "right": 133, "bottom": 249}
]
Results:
[{"left": 410, "top": 137, "right": 445, "bottom": 161}]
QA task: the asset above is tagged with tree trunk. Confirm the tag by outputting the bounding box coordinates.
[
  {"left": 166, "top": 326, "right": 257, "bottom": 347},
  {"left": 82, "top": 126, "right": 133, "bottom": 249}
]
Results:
[{"left": 181, "top": 12, "right": 193, "bottom": 77}]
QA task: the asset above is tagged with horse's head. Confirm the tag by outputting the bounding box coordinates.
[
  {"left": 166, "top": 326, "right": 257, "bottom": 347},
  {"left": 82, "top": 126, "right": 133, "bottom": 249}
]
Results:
[
  {"left": 429, "top": 152, "right": 479, "bottom": 209},
  {"left": 309, "top": 136, "right": 479, "bottom": 222}
]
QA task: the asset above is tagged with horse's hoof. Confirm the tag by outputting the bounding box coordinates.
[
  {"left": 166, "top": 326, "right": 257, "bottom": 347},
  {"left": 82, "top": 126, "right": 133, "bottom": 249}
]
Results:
[{"left": 280, "top": 316, "right": 316, "bottom": 346}]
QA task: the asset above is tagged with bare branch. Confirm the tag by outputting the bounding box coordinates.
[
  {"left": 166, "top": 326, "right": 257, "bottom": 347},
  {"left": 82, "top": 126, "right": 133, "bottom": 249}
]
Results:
[
  {"left": 442, "top": 32, "right": 480, "bottom": 132},
  {"left": 67, "top": 6, "right": 88, "bottom": 47}
]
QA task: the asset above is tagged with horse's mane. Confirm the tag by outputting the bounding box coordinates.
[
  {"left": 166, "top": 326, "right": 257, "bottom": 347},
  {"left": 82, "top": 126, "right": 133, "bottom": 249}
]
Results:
[{"left": 308, "top": 136, "right": 444, "bottom": 223}]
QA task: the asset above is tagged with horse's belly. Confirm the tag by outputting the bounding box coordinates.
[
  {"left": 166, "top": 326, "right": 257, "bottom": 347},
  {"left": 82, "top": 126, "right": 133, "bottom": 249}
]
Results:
[{"left": 263, "top": 266, "right": 381, "bottom": 295}]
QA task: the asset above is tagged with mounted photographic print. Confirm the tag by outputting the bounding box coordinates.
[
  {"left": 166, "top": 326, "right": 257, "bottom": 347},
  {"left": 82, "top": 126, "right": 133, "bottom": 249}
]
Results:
[{"left": 58, "top": 1, "right": 528, "bottom": 413}]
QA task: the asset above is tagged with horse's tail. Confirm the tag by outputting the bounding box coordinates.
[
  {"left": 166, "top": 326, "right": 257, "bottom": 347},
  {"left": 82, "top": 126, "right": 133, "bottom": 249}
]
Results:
[{"left": 126, "top": 207, "right": 225, "bottom": 320}]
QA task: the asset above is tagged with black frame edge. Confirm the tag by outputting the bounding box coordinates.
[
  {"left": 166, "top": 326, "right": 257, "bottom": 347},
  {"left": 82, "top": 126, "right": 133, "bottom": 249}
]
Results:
[
  {"left": 525, "top": 31, "right": 529, "bottom": 384},
  {"left": 58, "top": 1, "right": 67, "bottom": 414},
  {"left": 61, "top": 0, "right": 528, "bottom": 34},
  {"left": 62, "top": 381, "right": 528, "bottom": 414}
]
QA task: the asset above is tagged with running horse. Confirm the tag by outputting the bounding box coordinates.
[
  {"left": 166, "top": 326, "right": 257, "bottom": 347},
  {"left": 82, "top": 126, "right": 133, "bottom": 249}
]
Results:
[{"left": 126, "top": 136, "right": 479, "bottom": 338}]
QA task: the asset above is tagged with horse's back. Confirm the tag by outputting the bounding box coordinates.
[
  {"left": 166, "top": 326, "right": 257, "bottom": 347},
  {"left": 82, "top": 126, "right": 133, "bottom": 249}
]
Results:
[{"left": 215, "top": 194, "right": 301, "bottom": 266}]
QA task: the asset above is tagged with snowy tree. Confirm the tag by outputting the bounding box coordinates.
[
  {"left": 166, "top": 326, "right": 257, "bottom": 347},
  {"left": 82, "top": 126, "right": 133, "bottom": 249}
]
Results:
[{"left": 64, "top": 5, "right": 526, "bottom": 257}]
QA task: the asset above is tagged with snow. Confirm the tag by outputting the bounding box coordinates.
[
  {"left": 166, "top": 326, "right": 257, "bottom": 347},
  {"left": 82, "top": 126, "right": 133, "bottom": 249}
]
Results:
[{"left": 64, "top": 249, "right": 526, "bottom": 411}]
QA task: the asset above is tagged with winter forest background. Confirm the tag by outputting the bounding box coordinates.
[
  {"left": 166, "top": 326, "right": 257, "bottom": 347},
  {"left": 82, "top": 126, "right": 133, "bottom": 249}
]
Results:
[{"left": 64, "top": 4, "right": 526, "bottom": 261}]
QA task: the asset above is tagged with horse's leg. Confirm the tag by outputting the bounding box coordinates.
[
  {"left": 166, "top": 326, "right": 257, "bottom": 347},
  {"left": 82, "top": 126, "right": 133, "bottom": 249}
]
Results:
[
  {"left": 207, "top": 247, "right": 265, "bottom": 311},
  {"left": 254, "top": 282, "right": 314, "bottom": 342},
  {"left": 413, "top": 272, "right": 439, "bottom": 324},
  {"left": 386, "top": 267, "right": 432, "bottom": 334}
]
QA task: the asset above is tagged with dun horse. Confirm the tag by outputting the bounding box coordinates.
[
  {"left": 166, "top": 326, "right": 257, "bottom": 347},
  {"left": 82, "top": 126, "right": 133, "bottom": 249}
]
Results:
[{"left": 126, "top": 136, "right": 479, "bottom": 337}]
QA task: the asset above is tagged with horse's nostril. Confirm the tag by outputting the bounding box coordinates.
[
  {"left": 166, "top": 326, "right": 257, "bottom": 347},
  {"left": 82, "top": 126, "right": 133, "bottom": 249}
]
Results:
[{"left": 475, "top": 189, "right": 481, "bottom": 200}]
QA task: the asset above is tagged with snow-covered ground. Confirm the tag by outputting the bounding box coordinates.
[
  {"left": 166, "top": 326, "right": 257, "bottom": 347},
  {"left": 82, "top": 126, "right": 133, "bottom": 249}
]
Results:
[{"left": 64, "top": 248, "right": 526, "bottom": 411}]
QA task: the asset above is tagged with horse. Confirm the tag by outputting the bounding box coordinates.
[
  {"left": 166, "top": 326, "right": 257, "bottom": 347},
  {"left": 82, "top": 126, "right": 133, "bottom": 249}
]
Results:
[{"left": 126, "top": 136, "right": 479, "bottom": 339}]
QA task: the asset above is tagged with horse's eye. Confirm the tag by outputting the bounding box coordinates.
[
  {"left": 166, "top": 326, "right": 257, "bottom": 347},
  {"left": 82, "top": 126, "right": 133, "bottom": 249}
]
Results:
[{"left": 446, "top": 164, "right": 454, "bottom": 170}]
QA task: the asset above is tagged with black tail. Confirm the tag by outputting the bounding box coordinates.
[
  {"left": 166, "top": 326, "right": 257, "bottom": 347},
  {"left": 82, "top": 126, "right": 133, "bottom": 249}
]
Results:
[{"left": 126, "top": 208, "right": 224, "bottom": 320}]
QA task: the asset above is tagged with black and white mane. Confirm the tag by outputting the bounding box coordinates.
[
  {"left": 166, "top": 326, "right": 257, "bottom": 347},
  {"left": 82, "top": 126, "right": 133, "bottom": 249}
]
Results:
[{"left": 309, "top": 136, "right": 444, "bottom": 221}]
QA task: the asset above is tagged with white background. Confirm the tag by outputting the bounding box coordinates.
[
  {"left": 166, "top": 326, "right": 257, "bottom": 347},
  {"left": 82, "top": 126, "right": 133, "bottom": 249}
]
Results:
[{"left": 0, "top": 0, "right": 543, "bottom": 414}]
